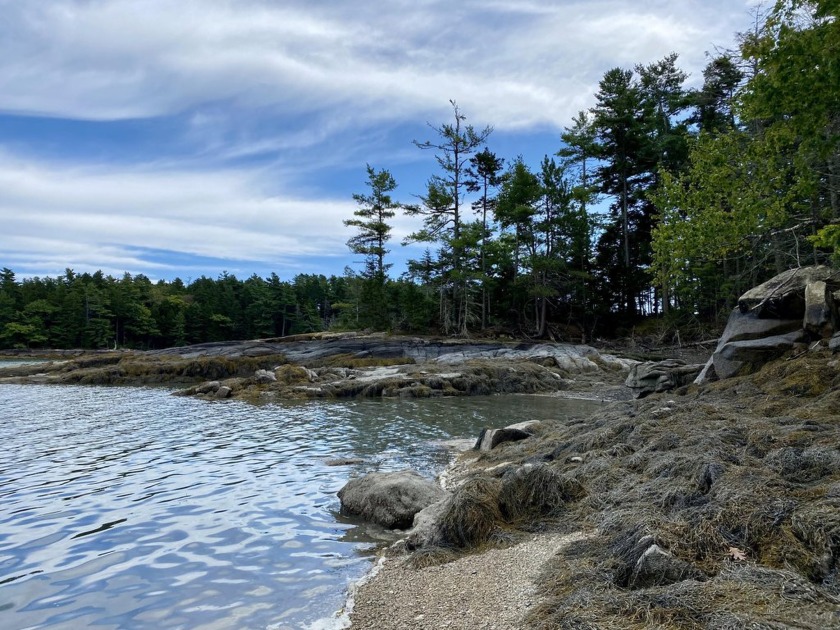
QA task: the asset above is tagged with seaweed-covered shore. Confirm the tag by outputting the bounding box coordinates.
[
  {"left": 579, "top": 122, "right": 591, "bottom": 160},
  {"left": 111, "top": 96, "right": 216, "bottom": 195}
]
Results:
[
  {"left": 0, "top": 334, "right": 635, "bottom": 400},
  {"left": 351, "top": 349, "right": 840, "bottom": 629}
]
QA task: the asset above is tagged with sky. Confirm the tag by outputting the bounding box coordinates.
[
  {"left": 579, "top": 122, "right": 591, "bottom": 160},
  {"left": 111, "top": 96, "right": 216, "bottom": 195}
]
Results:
[{"left": 0, "top": 0, "right": 761, "bottom": 283}]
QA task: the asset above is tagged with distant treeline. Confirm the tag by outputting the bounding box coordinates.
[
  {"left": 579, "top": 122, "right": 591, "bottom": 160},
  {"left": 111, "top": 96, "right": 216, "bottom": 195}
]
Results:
[{"left": 0, "top": 268, "right": 442, "bottom": 350}]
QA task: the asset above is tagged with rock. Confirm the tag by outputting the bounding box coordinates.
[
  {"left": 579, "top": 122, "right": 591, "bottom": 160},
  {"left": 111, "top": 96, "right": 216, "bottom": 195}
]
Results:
[
  {"left": 738, "top": 265, "right": 838, "bottom": 318},
  {"left": 474, "top": 421, "right": 540, "bottom": 451},
  {"left": 625, "top": 359, "right": 705, "bottom": 399},
  {"left": 695, "top": 308, "right": 802, "bottom": 384},
  {"left": 712, "top": 330, "right": 806, "bottom": 379},
  {"left": 325, "top": 457, "right": 365, "bottom": 466},
  {"left": 215, "top": 385, "right": 232, "bottom": 398},
  {"left": 254, "top": 368, "right": 276, "bottom": 383},
  {"left": 629, "top": 543, "right": 703, "bottom": 588},
  {"left": 405, "top": 496, "right": 450, "bottom": 549},
  {"left": 196, "top": 380, "right": 220, "bottom": 394},
  {"left": 274, "top": 364, "right": 313, "bottom": 384},
  {"left": 830, "top": 333, "right": 840, "bottom": 353},
  {"left": 804, "top": 280, "right": 835, "bottom": 338},
  {"left": 337, "top": 470, "right": 446, "bottom": 529},
  {"left": 718, "top": 308, "right": 802, "bottom": 344}
]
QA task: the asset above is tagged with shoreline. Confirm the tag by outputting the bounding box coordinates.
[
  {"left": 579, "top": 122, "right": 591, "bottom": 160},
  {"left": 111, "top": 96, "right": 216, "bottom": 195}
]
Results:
[
  {"left": 349, "top": 530, "right": 590, "bottom": 630},
  {"left": 330, "top": 349, "right": 840, "bottom": 629}
]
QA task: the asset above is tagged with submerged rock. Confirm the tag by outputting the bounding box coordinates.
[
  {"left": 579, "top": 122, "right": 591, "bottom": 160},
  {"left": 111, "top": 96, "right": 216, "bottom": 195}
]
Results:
[{"left": 338, "top": 470, "right": 445, "bottom": 529}]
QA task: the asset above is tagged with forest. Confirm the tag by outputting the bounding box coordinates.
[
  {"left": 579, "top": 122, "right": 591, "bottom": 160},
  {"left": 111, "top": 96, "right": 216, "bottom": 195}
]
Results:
[{"left": 1, "top": 0, "right": 837, "bottom": 350}]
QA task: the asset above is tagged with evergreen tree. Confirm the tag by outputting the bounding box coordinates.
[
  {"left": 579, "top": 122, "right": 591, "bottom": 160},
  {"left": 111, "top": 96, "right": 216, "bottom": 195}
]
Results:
[
  {"left": 466, "top": 148, "right": 504, "bottom": 329},
  {"left": 406, "top": 100, "right": 493, "bottom": 334},
  {"left": 344, "top": 165, "right": 400, "bottom": 329}
]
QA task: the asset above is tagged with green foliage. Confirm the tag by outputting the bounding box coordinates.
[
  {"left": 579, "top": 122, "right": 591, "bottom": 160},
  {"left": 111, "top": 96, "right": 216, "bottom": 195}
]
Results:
[
  {"left": 407, "top": 100, "right": 493, "bottom": 335},
  {"left": 809, "top": 223, "right": 840, "bottom": 264},
  {"left": 651, "top": 1, "right": 839, "bottom": 315}
]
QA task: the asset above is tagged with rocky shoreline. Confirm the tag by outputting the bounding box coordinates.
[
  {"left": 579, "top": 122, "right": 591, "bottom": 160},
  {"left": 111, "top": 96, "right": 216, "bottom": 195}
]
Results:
[
  {"left": 0, "top": 334, "right": 636, "bottom": 401},
  {"left": 341, "top": 346, "right": 840, "bottom": 629}
]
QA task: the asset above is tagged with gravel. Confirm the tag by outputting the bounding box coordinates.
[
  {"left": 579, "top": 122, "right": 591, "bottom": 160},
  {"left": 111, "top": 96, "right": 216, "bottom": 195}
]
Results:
[{"left": 349, "top": 531, "right": 587, "bottom": 630}]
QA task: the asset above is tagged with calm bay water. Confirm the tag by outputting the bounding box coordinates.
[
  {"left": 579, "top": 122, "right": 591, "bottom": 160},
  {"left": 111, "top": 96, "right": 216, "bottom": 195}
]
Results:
[{"left": 0, "top": 381, "right": 598, "bottom": 629}]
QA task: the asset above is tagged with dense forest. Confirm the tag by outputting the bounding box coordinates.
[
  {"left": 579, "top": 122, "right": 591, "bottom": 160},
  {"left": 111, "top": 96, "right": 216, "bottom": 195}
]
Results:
[{"left": 1, "top": 0, "right": 838, "bottom": 350}]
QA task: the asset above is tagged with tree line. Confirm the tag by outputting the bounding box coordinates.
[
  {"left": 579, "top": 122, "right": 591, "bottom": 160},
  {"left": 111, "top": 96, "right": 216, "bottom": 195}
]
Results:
[
  {"left": 0, "top": 267, "right": 439, "bottom": 349},
  {"left": 346, "top": 0, "right": 838, "bottom": 337},
  {"left": 2, "top": 0, "right": 837, "bottom": 350}
]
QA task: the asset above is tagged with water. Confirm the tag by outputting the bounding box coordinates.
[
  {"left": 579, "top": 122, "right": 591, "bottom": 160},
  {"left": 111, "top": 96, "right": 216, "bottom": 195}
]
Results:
[{"left": 0, "top": 383, "right": 599, "bottom": 629}]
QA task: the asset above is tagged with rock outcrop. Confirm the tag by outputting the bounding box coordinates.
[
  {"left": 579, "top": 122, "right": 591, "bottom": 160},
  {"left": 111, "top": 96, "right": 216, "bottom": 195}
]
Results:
[
  {"left": 2, "top": 335, "right": 636, "bottom": 400},
  {"left": 337, "top": 470, "right": 446, "bottom": 530},
  {"left": 625, "top": 359, "right": 705, "bottom": 399},
  {"left": 696, "top": 266, "right": 840, "bottom": 384}
]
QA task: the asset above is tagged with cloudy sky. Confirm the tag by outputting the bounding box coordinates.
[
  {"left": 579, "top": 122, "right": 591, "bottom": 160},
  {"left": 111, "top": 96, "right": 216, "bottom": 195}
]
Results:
[{"left": 0, "top": 0, "right": 760, "bottom": 282}]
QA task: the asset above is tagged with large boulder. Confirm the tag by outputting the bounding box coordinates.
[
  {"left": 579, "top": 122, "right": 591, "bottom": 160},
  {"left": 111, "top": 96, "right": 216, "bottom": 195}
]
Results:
[
  {"left": 738, "top": 265, "right": 838, "bottom": 318},
  {"left": 337, "top": 470, "right": 445, "bottom": 529},
  {"left": 712, "top": 330, "right": 807, "bottom": 380},
  {"left": 625, "top": 359, "right": 705, "bottom": 399},
  {"left": 696, "top": 266, "right": 839, "bottom": 384},
  {"left": 405, "top": 496, "right": 450, "bottom": 549},
  {"left": 254, "top": 369, "right": 276, "bottom": 384}
]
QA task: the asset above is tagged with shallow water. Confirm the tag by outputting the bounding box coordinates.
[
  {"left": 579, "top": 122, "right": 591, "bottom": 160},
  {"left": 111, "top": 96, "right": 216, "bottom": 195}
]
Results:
[{"left": 0, "top": 383, "right": 599, "bottom": 629}]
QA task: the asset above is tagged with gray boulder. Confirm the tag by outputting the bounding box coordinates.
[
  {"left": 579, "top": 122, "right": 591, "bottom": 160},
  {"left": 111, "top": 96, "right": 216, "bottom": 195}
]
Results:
[
  {"left": 337, "top": 470, "right": 445, "bottom": 529},
  {"left": 738, "top": 265, "right": 838, "bottom": 318},
  {"left": 196, "top": 380, "right": 221, "bottom": 394},
  {"left": 625, "top": 359, "right": 705, "bottom": 399},
  {"left": 254, "top": 369, "right": 277, "bottom": 384},
  {"left": 405, "top": 496, "right": 450, "bottom": 549},
  {"left": 474, "top": 420, "right": 540, "bottom": 451},
  {"left": 695, "top": 308, "right": 802, "bottom": 384},
  {"left": 712, "top": 330, "right": 806, "bottom": 380},
  {"left": 695, "top": 267, "right": 840, "bottom": 385},
  {"left": 716, "top": 308, "right": 802, "bottom": 344}
]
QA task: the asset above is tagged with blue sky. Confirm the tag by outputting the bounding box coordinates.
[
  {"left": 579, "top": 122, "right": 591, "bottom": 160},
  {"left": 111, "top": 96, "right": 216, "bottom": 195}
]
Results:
[{"left": 0, "top": 0, "right": 759, "bottom": 282}]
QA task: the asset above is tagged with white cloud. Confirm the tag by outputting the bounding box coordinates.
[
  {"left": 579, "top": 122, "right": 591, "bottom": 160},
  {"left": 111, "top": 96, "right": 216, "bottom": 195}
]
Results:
[{"left": 0, "top": 0, "right": 756, "bottom": 129}]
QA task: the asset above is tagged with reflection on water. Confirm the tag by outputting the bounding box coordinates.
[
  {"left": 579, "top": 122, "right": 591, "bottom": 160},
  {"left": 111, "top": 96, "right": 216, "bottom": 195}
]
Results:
[{"left": 0, "top": 384, "right": 598, "bottom": 629}]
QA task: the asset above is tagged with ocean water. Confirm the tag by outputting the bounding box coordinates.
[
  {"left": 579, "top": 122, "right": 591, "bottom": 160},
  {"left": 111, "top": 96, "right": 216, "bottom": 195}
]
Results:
[{"left": 0, "top": 381, "right": 598, "bottom": 629}]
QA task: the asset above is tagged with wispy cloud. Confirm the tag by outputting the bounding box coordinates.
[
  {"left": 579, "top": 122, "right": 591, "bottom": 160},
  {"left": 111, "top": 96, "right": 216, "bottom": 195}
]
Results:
[{"left": 0, "top": 0, "right": 756, "bottom": 127}]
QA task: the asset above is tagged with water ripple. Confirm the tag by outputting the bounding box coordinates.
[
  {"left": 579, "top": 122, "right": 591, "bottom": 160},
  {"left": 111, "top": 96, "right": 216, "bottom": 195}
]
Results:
[{"left": 0, "top": 382, "right": 598, "bottom": 629}]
